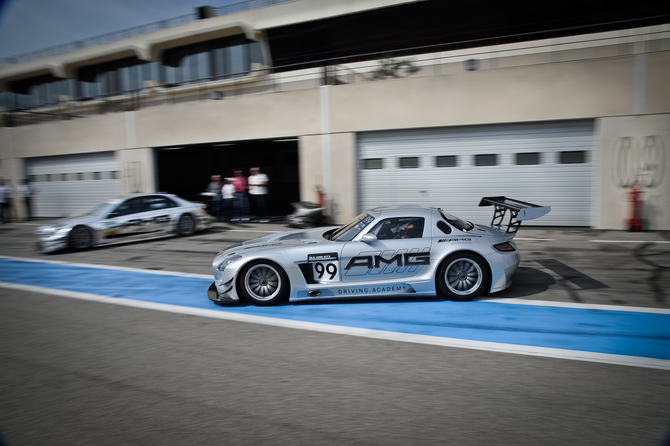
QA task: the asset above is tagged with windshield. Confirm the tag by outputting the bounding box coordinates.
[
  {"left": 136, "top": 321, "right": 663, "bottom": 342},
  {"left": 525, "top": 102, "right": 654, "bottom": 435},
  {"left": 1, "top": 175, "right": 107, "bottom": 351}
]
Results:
[
  {"left": 89, "top": 200, "right": 119, "bottom": 217},
  {"left": 327, "top": 212, "right": 376, "bottom": 241},
  {"left": 439, "top": 209, "right": 474, "bottom": 232}
]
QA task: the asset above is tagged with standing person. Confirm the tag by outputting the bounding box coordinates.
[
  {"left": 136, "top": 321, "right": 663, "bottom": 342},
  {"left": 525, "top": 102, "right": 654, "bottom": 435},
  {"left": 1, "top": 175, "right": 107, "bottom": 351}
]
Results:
[
  {"left": 248, "top": 167, "right": 269, "bottom": 222},
  {"left": 221, "top": 178, "right": 235, "bottom": 222},
  {"left": 205, "top": 175, "right": 222, "bottom": 221},
  {"left": 0, "top": 180, "right": 11, "bottom": 224},
  {"left": 231, "top": 169, "right": 249, "bottom": 221},
  {"left": 18, "top": 179, "right": 35, "bottom": 221}
]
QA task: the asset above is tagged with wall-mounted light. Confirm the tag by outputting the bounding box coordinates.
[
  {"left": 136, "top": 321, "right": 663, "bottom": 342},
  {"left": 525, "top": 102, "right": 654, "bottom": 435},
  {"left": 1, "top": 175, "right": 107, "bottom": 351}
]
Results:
[{"left": 465, "top": 59, "right": 479, "bottom": 71}]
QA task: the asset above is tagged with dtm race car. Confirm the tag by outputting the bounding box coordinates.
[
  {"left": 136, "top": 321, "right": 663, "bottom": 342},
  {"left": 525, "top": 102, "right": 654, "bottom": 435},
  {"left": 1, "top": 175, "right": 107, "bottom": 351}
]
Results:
[
  {"left": 35, "top": 193, "right": 214, "bottom": 253},
  {"left": 208, "top": 197, "right": 550, "bottom": 305}
]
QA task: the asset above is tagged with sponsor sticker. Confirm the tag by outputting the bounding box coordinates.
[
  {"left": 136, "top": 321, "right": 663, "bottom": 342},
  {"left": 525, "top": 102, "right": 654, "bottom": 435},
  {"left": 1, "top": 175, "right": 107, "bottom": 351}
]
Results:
[{"left": 334, "top": 284, "right": 415, "bottom": 295}]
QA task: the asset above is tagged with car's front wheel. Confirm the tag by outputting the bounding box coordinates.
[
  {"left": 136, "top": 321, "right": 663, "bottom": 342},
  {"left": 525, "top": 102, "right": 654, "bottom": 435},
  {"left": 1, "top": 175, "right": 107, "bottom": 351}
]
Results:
[
  {"left": 69, "top": 225, "right": 94, "bottom": 250},
  {"left": 237, "top": 260, "right": 289, "bottom": 306},
  {"left": 437, "top": 252, "right": 490, "bottom": 301}
]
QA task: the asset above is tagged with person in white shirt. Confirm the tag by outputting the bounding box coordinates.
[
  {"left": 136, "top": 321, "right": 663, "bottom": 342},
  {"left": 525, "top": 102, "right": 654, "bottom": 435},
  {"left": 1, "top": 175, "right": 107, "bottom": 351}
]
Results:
[
  {"left": 248, "top": 167, "right": 269, "bottom": 222},
  {"left": 0, "top": 179, "right": 12, "bottom": 223},
  {"left": 17, "top": 179, "right": 35, "bottom": 221},
  {"left": 221, "top": 178, "right": 236, "bottom": 222}
]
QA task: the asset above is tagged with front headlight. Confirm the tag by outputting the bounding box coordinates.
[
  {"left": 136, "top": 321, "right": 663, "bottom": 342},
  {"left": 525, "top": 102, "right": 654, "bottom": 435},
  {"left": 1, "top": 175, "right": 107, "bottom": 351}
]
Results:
[
  {"left": 217, "top": 254, "right": 242, "bottom": 272},
  {"left": 35, "top": 226, "right": 70, "bottom": 238}
]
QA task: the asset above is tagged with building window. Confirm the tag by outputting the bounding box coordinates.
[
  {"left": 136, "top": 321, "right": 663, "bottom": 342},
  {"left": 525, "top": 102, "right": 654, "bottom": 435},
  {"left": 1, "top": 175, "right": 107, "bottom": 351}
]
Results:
[
  {"left": 363, "top": 158, "right": 383, "bottom": 169},
  {"left": 399, "top": 157, "right": 419, "bottom": 168},
  {"left": 560, "top": 151, "right": 586, "bottom": 164},
  {"left": 516, "top": 152, "right": 540, "bottom": 165},
  {"left": 475, "top": 154, "right": 497, "bottom": 166},
  {"left": 436, "top": 155, "right": 457, "bottom": 167},
  {"left": 93, "top": 172, "right": 103, "bottom": 180}
]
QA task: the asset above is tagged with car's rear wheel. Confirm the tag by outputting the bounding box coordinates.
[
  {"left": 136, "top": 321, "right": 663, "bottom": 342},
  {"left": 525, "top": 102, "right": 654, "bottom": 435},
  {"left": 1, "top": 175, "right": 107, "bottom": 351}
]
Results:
[
  {"left": 69, "top": 226, "right": 94, "bottom": 250},
  {"left": 437, "top": 252, "right": 490, "bottom": 301},
  {"left": 237, "top": 260, "right": 289, "bottom": 306},
  {"left": 177, "top": 214, "right": 196, "bottom": 236}
]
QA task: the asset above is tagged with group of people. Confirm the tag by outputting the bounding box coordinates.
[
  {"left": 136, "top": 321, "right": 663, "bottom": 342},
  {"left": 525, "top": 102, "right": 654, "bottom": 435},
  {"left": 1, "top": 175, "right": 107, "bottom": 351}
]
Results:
[
  {"left": 0, "top": 179, "right": 35, "bottom": 224},
  {"left": 206, "top": 167, "right": 269, "bottom": 222}
]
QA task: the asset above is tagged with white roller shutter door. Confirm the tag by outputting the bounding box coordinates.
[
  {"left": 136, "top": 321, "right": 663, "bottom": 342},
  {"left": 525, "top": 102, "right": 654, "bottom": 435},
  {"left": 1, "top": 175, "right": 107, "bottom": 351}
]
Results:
[
  {"left": 358, "top": 120, "right": 593, "bottom": 227},
  {"left": 26, "top": 152, "right": 122, "bottom": 218}
]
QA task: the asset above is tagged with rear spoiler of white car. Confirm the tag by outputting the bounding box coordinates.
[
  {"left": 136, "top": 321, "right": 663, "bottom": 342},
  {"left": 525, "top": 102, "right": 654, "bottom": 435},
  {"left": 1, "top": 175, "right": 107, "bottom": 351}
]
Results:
[{"left": 478, "top": 196, "right": 551, "bottom": 234}]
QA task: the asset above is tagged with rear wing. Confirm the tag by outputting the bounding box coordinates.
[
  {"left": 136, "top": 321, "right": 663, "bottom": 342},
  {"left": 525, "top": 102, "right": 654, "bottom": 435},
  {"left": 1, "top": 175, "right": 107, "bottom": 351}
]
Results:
[{"left": 478, "top": 196, "right": 551, "bottom": 234}]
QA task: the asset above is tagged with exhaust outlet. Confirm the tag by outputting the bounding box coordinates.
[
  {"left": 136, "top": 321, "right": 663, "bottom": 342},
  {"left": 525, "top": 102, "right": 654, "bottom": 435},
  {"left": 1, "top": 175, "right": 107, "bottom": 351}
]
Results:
[{"left": 307, "top": 290, "right": 322, "bottom": 297}]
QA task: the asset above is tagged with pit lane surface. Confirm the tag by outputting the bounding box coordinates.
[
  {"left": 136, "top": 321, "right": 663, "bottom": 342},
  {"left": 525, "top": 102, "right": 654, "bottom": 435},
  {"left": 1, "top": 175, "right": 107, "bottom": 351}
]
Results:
[
  {"left": 1, "top": 221, "right": 670, "bottom": 445},
  {"left": 0, "top": 256, "right": 669, "bottom": 369}
]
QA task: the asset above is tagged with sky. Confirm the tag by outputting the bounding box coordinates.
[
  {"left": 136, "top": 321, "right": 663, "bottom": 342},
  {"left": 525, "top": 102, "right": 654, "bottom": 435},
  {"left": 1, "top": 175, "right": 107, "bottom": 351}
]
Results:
[{"left": 0, "top": 0, "right": 242, "bottom": 60}]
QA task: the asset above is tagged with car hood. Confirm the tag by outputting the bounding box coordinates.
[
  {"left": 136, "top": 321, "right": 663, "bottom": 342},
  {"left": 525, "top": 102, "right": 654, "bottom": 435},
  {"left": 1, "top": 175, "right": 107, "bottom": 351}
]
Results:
[
  {"left": 37, "top": 215, "right": 100, "bottom": 231},
  {"left": 222, "top": 226, "right": 338, "bottom": 254}
]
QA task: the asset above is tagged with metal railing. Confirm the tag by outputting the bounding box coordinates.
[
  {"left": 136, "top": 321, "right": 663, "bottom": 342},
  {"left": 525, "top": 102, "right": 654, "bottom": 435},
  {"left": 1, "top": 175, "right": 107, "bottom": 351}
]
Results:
[
  {"left": 3, "top": 22, "right": 669, "bottom": 128},
  {"left": 0, "top": 0, "right": 295, "bottom": 68}
]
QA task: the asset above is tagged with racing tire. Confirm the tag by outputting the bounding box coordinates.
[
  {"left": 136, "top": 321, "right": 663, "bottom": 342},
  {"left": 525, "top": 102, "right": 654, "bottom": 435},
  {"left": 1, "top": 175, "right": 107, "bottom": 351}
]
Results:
[
  {"left": 437, "top": 252, "right": 490, "bottom": 301},
  {"left": 177, "top": 214, "right": 196, "bottom": 236},
  {"left": 237, "top": 260, "right": 290, "bottom": 306},
  {"left": 69, "top": 225, "right": 94, "bottom": 250}
]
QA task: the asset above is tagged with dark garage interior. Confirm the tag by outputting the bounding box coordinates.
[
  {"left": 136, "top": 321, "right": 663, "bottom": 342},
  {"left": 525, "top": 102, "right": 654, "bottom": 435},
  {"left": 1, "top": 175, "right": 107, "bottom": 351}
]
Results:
[{"left": 156, "top": 138, "right": 300, "bottom": 218}]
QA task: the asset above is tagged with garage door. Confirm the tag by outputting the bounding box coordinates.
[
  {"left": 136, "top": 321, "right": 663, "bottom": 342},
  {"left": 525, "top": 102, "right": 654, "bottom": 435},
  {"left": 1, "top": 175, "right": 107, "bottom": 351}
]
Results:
[
  {"left": 358, "top": 120, "right": 594, "bottom": 227},
  {"left": 26, "top": 152, "right": 122, "bottom": 218}
]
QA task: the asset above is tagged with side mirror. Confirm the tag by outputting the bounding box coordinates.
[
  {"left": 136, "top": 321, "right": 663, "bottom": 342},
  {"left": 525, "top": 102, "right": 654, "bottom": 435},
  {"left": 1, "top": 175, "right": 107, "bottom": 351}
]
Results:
[{"left": 361, "top": 233, "right": 377, "bottom": 243}]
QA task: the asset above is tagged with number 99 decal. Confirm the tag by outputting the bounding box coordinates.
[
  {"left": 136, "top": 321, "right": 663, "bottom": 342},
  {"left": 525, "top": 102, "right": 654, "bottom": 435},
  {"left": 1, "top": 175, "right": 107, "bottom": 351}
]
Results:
[
  {"left": 314, "top": 262, "right": 338, "bottom": 281},
  {"left": 308, "top": 253, "right": 340, "bottom": 283}
]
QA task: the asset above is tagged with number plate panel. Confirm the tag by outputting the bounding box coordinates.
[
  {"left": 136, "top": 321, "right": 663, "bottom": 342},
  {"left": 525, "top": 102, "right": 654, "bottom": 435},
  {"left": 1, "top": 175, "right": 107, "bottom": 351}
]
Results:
[{"left": 308, "top": 253, "right": 340, "bottom": 283}]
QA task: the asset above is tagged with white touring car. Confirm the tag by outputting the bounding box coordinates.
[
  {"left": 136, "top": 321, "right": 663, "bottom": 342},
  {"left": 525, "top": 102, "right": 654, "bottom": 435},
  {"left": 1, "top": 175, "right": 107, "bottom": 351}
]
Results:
[
  {"left": 209, "top": 197, "right": 550, "bottom": 305},
  {"left": 35, "top": 193, "right": 214, "bottom": 253}
]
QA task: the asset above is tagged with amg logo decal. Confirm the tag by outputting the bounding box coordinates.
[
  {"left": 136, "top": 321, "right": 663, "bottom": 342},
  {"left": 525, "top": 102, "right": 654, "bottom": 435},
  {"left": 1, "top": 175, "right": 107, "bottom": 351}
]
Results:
[{"left": 345, "top": 253, "right": 430, "bottom": 270}]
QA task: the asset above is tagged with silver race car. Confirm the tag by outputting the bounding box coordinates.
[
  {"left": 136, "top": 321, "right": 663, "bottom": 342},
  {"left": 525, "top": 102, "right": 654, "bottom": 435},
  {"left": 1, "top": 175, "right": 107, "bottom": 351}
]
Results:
[
  {"left": 209, "top": 197, "right": 550, "bottom": 305},
  {"left": 35, "top": 193, "right": 214, "bottom": 253}
]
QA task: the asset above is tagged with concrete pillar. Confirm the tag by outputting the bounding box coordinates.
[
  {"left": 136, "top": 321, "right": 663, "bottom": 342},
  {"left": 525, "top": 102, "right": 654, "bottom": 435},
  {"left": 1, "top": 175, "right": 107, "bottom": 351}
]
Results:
[
  {"left": 298, "top": 132, "right": 357, "bottom": 225},
  {"left": 117, "top": 148, "right": 157, "bottom": 195}
]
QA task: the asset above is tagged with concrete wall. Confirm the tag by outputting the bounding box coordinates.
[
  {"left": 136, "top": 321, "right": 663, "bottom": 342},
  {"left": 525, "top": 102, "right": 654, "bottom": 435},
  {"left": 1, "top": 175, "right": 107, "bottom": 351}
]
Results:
[
  {"left": 2, "top": 47, "right": 669, "bottom": 228},
  {"left": 596, "top": 114, "right": 670, "bottom": 231}
]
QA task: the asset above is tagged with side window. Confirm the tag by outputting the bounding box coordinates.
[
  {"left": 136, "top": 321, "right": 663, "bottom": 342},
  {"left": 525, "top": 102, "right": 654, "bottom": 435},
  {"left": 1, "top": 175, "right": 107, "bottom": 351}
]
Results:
[
  {"left": 437, "top": 220, "right": 452, "bottom": 235},
  {"left": 369, "top": 217, "right": 425, "bottom": 240},
  {"left": 146, "top": 196, "right": 177, "bottom": 210},
  {"left": 112, "top": 197, "right": 145, "bottom": 217}
]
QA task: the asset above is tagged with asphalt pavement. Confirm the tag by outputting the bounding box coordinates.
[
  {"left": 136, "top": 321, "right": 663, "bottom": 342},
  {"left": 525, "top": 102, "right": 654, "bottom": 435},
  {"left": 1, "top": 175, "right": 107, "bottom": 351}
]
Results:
[{"left": 1, "top": 220, "right": 670, "bottom": 445}]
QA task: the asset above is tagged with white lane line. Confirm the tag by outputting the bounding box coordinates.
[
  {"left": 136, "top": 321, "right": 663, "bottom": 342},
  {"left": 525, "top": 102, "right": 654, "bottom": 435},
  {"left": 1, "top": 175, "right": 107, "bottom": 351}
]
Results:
[
  {"left": 484, "top": 298, "right": 670, "bottom": 314},
  {"left": 0, "top": 255, "right": 212, "bottom": 279},
  {"left": 590, "top": 240, "right": 670, "bottom": 244},
  {"left": 1, "top": 281, "right": 668, "bottom": 371}
]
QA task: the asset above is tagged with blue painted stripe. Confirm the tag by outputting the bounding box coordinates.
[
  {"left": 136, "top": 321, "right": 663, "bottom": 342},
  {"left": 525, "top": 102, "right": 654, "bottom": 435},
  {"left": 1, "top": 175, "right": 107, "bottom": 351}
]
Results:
[{"left": 1, "top": 258, "right": 669, "bottom": 360}]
